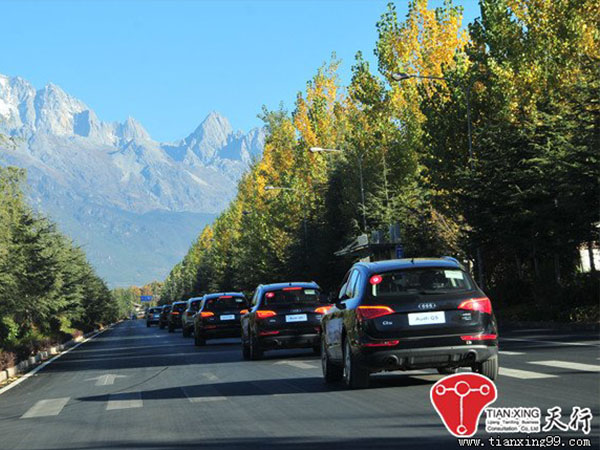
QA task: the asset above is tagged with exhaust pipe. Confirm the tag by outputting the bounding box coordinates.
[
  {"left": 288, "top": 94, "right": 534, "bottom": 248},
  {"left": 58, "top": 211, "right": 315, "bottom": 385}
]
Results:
[
  {"left": 465, "top": 351, "right": 477, "bottom": 363},
  {"left": 385, "top": 355, "right": 399, "bottom": 368}
]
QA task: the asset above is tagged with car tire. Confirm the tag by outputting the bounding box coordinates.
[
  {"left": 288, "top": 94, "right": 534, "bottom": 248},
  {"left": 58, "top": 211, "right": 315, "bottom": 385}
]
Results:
[
  {"left": 182, "top": 326, "right": 191, "bottom": 338},
  {"left": 250, "top": 334, "right": 263, "bottom": 360},
  {"left": 168, "top": 325, "right": 174, "bottom": 333},
  {"left": 321, "top": 337, "right": 343, "bottom": 383},
  {"left": 312, "top": 344, "right": 321, "bottom": 355},
  {"left": 473, "top": 355, "right": 499, "bottom": 380},
  {"left": 146, "top": 322, "right": 150, "bottom": 328},
  {"left": 437, "top": 367, "right": 458, "bottom": 375},
  {"left": 159, "top": 323, "right": 165, "bottom": 329},
  {"left": 343, "top": 337, "right": 369, "bottom": 389}
]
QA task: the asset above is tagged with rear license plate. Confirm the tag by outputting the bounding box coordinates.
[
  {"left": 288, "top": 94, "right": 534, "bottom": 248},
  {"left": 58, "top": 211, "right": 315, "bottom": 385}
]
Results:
[
  {"left": 286, "top": 314, "right": 307, "bottom": 323},
  {"left": 408, "top": 311, "right": 445, "bottom": 326},
  {"left": 220, "top": 314, "right": 235, "bottom": 321}
]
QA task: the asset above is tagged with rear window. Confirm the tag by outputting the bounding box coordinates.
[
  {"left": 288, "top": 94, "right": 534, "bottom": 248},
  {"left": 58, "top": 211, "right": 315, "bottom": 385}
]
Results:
[
  {"left": 370, "top": 268, "right": 473, "bottom": 297},
  {"left": 163, "top": 305, "right": 171, "bottom": 312},
  {"left": 205, "top": 296, "right": 248, "bottom": 311},
  {"left": 189, "top": 300, "right": 202, "bottom": 311},
  {"left": 262, "top": 287, "right": 320, "bottom": 306},
  {"left": 172, "top": 303, "right": 187, "bottom": 311},
  {"left": 148, "top": 308, "right": 160, "bottom": 313}
]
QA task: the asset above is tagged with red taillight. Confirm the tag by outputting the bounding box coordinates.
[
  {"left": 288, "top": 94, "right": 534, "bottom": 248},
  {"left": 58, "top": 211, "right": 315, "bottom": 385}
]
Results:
[
  {"left": 219, "top": 295, "right": 233, "bottom": 299},
  {"left": 171, "top": 311, "right": 180, "bottom": 315},
  {"left": 315, "top": 306, "right": 332, "bottom": 314},
  {"left": 240, "top": 309, "right": 249, "bottom": 315},
  {"left": 205, "top": 325, "right": 217, "bottom": 330},
  {"left": 265, "top": 292, "right": 275, "bottom": 299},
  {"left": 259, "top": 330, "right": 280, "bottom": 336},
  {"left": 458, "top": 297, "right": 492, "bottom": 315},
  {"left": 357, "top": 305, "right": 395, "bottom": 320},
  {"left": 461, "top": 334, "right": 497, "bottom": 341},
  {"left": 369, "top": 274, "right": 383, "bottom": 285},
  {"left": 256, "top": 310, "right": 276, "bottom": 319},
  {"left": 363, "top": 340, "right": 400, "bottom": 347},
  {"left": 200, "top": 311, "right": 214, "bottom": 318},
  {"left": 282, "top": 286, "right": 302, "bottom": 291}
]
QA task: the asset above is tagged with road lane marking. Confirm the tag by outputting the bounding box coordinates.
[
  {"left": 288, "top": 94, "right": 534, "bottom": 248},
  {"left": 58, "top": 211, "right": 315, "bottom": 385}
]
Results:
[
  {"left": 501, "top": 338, "right": 599, "bottom": 347},
  {"left": 499, "top": 367, "right": 558, "bottom": 379},
  {"left": 529, "top": 360, "right": 600, "bottom": 372},
  {"left": 106, "top": 392, "right": 143, "bottom": 410},
  {"left": 499, "top": 351, "right": 525, "bottom": 355},
  {"left": 274, "top": 360, "right": 318, "bottom": 369},
  {"left": 201, "top": 373, "right": 218, "bottom": 381},
  {"left": 182, "top": 386, "right": 226, "bottom": 403},
  {"left": 21, "top": 397, "right": 70, "bottom": 418},
  {"left": 0, "top": 326, "right": 114, "bottom": 396},
  {"left": 85, "top": 374, "right": 127, "bottom": 386}
]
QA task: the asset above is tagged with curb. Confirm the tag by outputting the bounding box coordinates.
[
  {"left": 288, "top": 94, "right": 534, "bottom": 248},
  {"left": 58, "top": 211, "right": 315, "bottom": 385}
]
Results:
[{"left": 0, "top": 321, "right": 121, "bottom": 391}]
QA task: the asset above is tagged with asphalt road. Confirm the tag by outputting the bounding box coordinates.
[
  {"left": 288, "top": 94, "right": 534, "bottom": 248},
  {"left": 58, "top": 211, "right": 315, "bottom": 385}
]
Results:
[{"left": 0, "top": 320, "right": 598, "bottom": 450}]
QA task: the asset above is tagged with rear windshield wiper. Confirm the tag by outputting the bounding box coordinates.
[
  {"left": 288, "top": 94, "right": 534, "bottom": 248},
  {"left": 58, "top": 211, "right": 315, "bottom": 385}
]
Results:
[{"left": 418, "top": 290, "right": 449, "bottom": 295}]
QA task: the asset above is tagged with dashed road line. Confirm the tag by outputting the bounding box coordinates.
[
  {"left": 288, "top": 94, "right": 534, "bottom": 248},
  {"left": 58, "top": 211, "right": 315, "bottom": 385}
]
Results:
[
  {"left": 182, "top": 386, "right": 226, "bottom": 403},
  {"left": 21, "top": 397, "right": 70, "bottom": 418},
  {"left": 106, "top": 392, "right": 143, "bottom": 410},
  {"left": 499, "top": 367, "right": 558, "bottom": 379},
  {"left": 529, "top": 360, "right": 600, "bottom": 372},
  {"left": 499, "top": 351, "right": 525, "bottom": 356}
]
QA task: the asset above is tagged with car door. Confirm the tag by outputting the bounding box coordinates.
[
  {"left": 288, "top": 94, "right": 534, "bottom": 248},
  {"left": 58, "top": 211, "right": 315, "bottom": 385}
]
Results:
[
  {"left": 326, "top": 269, "right": 359, "bottom": 361},
  {"left": 241, "top": 289, "right": 259, "bottom": 343}
]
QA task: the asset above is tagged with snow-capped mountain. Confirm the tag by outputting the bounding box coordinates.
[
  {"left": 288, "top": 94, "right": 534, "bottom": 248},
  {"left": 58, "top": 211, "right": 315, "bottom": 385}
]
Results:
[{"left": 0, "top": 73, "right": 265, "bottom": 286}]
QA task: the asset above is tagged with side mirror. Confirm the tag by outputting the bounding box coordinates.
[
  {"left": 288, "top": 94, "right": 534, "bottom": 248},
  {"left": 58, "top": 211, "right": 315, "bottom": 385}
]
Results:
[{"left": 335, "top": 301, "right": 347, "bottom": 310}]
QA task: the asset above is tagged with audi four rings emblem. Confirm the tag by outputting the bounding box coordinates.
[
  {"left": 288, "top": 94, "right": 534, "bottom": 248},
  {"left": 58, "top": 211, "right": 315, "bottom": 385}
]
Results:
[{"left": 418, "top": 303, "right": 437, "bottom": 310}]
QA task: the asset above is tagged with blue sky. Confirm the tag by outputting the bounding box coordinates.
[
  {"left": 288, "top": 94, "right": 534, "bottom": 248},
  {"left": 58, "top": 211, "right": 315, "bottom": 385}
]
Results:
[{"left": 1, "top": 0, "right": 480, "bottom": 141}]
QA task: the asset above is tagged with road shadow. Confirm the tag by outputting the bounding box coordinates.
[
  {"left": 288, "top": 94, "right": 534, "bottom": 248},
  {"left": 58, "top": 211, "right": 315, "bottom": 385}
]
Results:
[{"left": 77, "top": 374, "right": 434, "bottom": 403}]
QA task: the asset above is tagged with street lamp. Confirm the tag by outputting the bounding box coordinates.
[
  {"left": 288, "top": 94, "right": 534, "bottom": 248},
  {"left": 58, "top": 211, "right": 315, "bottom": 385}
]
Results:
[
  {"left": 392, "top": 71, "right": 483, "bottom": 288},
  {"left": 310, "top": 147, "right": 368, "bottom": 232},
  {"left": 264, "top": 185, "right": 308, "bottom": 261}
]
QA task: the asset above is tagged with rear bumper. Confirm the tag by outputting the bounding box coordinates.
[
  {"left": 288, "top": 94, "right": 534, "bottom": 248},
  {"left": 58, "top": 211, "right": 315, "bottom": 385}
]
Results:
[
  {"left": 363, "top": 344, "right": 498, "bottom": 371},
  {"left": 259, "top": 333, "right": 320, "bottom": 350},
  {"left": 147, "top": 319, "right": 160, "bottom": 324},
  {"left": 203, "top": 325, "right": 241, "bottom": 339}
]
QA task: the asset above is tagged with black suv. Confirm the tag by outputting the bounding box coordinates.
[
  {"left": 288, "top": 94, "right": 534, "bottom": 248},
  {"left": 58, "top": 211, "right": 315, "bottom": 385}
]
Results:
[
  {"left": 159, "top": 304, "right": 172, "bottom": 329},
  {"left": 241, "top": 282, "right": 330, "bottom": 360},
  {"left": 168, "top": 301, "right": 188, "bottom": 333},
  {"left": 146, "top": 307, "right": 162, "bottom": 327},
  {"left": 193, "top": 292, "right": 248, "bottom": 346},
  {"left": 320, "top": 258, "right": 499, "bottom": 388}
]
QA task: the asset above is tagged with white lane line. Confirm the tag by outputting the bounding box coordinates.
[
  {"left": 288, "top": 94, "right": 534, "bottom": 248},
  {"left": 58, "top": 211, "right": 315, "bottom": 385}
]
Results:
[
  {"left": 106, "top": 392, "right": 143, "bottom": 410},
  {"left": 274, "top": 360, "right": 318, "bottom": 370},
  {"left": 181, "top": 386, "right": 226, "bottom": 403},
  {"left": 529, "top": 360, "right": 600, "bottom": 372},
  {"left": 410, "top": 374, "right": 443, "bottom": 382},
  {"left": 501, "top": 338, "right": 599, "bottom": 347},
  {"left": 499, "top": 367, "right": 558, "bottom": 379},
  {"left": 499, "top": 351, "right": 525, "bottom": 356},
  {"left": 0, "top": 326, "right": 114, "bottom": 396},
  {"left": 21, "top": 397, "right": 70, "bottom": 418}
]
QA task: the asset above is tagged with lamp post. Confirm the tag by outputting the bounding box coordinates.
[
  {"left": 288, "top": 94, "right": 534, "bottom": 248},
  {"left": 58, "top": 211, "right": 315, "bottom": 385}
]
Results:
[
  {"left": 391, "top": 72, "right": 484, "bottom": 288},
  {"left": 264, "top": 185, "right": 308, "bottom": 261},
  {"left": 310, "top": 147, "right": 368, "bottom": 232}
]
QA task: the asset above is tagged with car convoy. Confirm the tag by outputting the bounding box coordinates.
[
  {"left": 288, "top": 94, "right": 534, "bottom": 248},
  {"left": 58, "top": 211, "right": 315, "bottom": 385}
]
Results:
[{"left": 145, "top": 257, "right": 499, "bottom": 388}]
